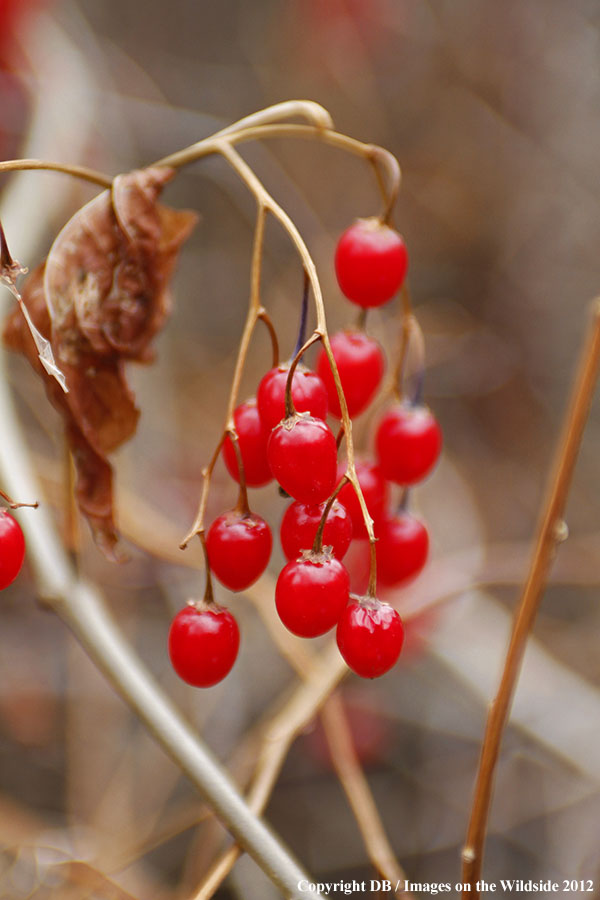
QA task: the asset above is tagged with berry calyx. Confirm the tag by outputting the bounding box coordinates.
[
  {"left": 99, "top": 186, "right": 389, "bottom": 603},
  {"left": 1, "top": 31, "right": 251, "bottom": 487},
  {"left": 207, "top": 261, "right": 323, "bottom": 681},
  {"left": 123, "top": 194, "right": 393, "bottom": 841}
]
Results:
[
  {"left": 335, "top": 217, "right": 408, "bottom": 308},
  {"left": 336, "top": 598, "right": 404, "bottom": 678},
  {"left": 336, "top": 461, "right": 388, "bottom": 538},
  {"left": 375, "top": 403, "right": 442, "bottom": 485},
  {"left": 257, "top": 363, "right": 328, "bottom": 431},
  {"left": 316, "top": 331, "right": 385, "bottom": 419},
  {"left": 223, "top": 399, "right": 272, "bottom": 487},
  {"left": 168, "top": 603, "right": 240, "bottom": 687},
  {"left": 206, "top": 510, "right": 272, "bottom": 591},
  {"left": 275, "top": 551, "right": 350, "bottom": 637},
  {"left": 268, "top": 414, "right": 338, "bottom": 504},
  {"left": 280, "top": 499, "right": 352, "bottom": 562},
  {"left": 0, "top": 510, "right": 26, "bottom": 590},
  {"left": 376, "top": 513, "right": 429, "bottom": 587}
]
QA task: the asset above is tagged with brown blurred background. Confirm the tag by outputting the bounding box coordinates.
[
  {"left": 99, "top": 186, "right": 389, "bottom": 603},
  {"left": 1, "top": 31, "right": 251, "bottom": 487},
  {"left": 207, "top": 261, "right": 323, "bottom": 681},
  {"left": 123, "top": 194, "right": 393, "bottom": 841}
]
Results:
[{"left": 1, "top": 0, "right": 599, "bottom": 897}]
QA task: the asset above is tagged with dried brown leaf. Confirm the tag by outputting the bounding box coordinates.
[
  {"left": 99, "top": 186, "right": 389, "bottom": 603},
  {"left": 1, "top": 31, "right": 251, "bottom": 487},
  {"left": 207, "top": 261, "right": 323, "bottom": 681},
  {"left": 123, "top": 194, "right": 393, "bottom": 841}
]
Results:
[
  {"left": 0, "top": 219, "right": 68, "bottom": 391},
  {"left": 3, "top": 167, "right": 197, "bottom": 558}
]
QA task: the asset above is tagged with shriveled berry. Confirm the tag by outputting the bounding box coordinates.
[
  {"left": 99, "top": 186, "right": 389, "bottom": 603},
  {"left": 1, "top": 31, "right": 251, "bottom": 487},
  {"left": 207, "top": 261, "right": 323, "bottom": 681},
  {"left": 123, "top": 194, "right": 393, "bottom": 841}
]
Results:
[
  {"left": 0, "top": 510, "right": 26, "bottom": 590},
  {"left": 376, "top": 513, "right": 428, "bottom": 586},
  {"left": 336, "top": 461, "right": 388, "bottom": 538},
  {"left": 280, "top": 499, "right": 352, "bottom": 561},
  {"left": 316, "top": 331, "right": 385, "bottom": 418},
  {"left": 375, "top": 403, "right": 442, "bottom": 485},
  {"left": 206, "top": 510, "right": 272, "bottom": 591},
  {"left": 335, "top": 217, "right": 408, "bottom": 308},
  {"left": 223, "top": 399, "right": 272, "bottom": 487},
  {"left": 257, "top": 364, "right": 328, "bottom": 430},
  {"left": 168, "top": 604, "right": 240, "bottom": 687},
  {"left": 336, "top": 598, "right": 404, "bottom": 678},
  {"left": 268, "top": 414, "right": 337, "bottom": 504},
  {"left": 276, "top": 553, "right": 350, "bottom": 637}
]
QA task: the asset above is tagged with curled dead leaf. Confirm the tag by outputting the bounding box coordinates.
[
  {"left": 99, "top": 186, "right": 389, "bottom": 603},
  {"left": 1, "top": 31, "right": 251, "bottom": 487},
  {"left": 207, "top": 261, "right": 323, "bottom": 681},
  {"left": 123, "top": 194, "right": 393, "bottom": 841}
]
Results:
[{"left": 3, "top": 167, "right": 198, "bottom": 558}]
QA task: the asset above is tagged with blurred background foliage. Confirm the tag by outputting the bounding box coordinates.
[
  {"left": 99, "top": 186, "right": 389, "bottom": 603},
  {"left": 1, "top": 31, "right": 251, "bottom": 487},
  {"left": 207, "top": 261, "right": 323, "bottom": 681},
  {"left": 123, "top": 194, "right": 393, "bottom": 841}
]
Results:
[{"left": 1, "top": 0, "right": 599, "bottom": 897}]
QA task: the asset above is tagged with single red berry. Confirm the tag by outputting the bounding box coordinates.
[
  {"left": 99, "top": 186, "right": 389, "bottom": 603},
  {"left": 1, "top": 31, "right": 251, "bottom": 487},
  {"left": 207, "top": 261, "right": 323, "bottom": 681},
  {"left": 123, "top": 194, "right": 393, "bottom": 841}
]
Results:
[
  {"left": 335, "top": 217, "right": 408, "bottom": 308},
  {"left": 0, "top": 510, "right": 26, "bottom": 590},
  {"left": 223, "top": 399, "right": 272, "bottom": 487},
  {"left": 206, "top": 510, "right": 272, "bottom": 591},
  {"left": 376, "top": 513, "right": 429, "bottom": 586},
  {"left": 280, "top": 499, "right": 353, "bottom": 562},
  {"left": 168, "top": 603, "right": 240, "bottom": 687},
  {"left": 336, "top": 461, "right": 388, "bottom": 538},
  {"left": 375, "top": 403, "right": 442, "bottom": 485},
  {"left": 336, "top": 598, "right": 404, "bottom": 678},
  {"left": 257, "top": 363, "right": 328, "bottom": 431},
  {"left": 276, "top": 552, "right": 350, "bottom": 637},
  {"left": 316, "top": 331, "right": 385, "bottom": 419},
  {"left": 268, "top": 414, "right": 338, "bottom": 504}
]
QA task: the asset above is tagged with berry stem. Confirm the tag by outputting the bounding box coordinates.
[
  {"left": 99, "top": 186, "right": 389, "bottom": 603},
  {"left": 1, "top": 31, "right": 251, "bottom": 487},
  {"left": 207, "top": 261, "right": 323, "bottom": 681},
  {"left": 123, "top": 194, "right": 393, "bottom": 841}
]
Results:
[
  {"left": 227, "top": 429, "right": 250, "bottom": 516},
  {"left": 393, "top": 303, "right": 425, "bottom": 406},
  {"left": 292, "top": 269, "right": 310, "bottom": 359},
  {"left": 258, "top": 308, "right": 279, "bottom": 368},
  {"left": 355, "top": 307, "right": 368, "bottom": 331},
  {"left": 0, "top": 158, "right": 112, "bottom": 188},
  {"left": 368, "top": 145, "right": 400, "bottom": 226},
  {"left": 155, "top": 117, "right": 400, "bottom": 224},
  {"left": 462, "top": 301, "right": 600, "bottom": 898},
  {"left": 284, "top": 330, "right": 322, "bottom": 418},
  {"left": 199, "top": 532, "right": 216, "bottom": 605},
  {"left": 312, "top": 476, "right": 348, "bottom": 554},
  {"left": 181, "top": 203, "right": 268, "bottom": 547},
  {"left": 0, "top": 487, "right": 38, "bottom": 509}
]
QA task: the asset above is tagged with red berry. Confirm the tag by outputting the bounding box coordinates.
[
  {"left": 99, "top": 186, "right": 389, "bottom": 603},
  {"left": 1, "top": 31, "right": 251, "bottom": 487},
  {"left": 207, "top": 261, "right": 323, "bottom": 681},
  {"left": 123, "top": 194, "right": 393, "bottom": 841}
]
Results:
[
  {"left": 280, "top": 499, "right": 353, "bottom": 561},
  {"left": 336, "top": 461, "right": 388, "bottom": 538},
  {"left": 168, "top": 604, "right": 239, "bottom": 687},
  {"left": 335, "top": 217, "right": 408, "bottom": 308},
  {"left": 336, "top": 598, "right": 404, "bottom": 678},
  {"left": 316, "top": 331, "right": 385, "bottom": 419},
  {"left": 375, "top": 403, "right": 442, "bottom": 485},
  {"left": 268, "top": 414, "right": 337, "bottom": 504},
  {"left": 223, "top": 399, "right": 272, "bottom": 487},
  {"left": 206, "top": 510, "right": 272, "bottom": 591},
  {"left": 376, "top": 513, "right": 429, "bottom": 587},
  {"left": 0, "top": 510, "right": 25, "bottom": 590},
  {"left": 257, "top": 364, "right": 328, "bottom": 431},
  {"left": 276, "top": 552, "right": 350, "bottom": 637}
]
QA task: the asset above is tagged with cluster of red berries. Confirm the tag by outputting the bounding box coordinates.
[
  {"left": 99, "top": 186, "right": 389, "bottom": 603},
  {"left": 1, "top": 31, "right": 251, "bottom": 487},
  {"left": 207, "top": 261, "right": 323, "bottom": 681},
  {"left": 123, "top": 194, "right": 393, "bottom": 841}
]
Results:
[
  {"left": 169, "top": 219, "right": 442, "bottom": 687},
  {"left": 0, "top": 509, "right": 26, "bottom": 591}
]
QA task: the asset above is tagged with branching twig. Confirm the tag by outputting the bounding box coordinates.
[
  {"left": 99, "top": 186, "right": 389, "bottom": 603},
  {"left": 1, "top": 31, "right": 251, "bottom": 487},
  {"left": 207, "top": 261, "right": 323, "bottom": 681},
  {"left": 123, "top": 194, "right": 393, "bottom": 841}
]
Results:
[
  {"left": 321, "top": 695, "right": 413, "bottom": 899},
  {"left": 173, "top": 129, "right": 385, "bottom": 587},
  {"left": 180, "top": 202, "right": 271, "bottom": 547},
  {"left": 462, "top": 301, "right": 600, "bottom": 897}
]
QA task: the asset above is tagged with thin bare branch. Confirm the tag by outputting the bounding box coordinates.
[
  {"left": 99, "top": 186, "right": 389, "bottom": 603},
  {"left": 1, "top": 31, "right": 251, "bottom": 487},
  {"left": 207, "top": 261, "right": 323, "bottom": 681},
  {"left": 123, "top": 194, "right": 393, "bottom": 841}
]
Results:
[{"left": 462, "top": 301, "right": 600, "bottom": 897}]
